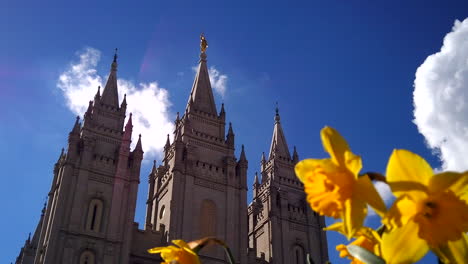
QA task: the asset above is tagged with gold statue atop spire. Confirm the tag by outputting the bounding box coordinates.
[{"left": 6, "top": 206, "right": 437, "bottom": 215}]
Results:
[{"left": 200, "top": 33, "right": 208, "bottom": 53}]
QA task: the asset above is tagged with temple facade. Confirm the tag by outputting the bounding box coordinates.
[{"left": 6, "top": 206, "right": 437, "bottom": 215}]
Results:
[{"left": 15, "top": 44, "right": 328, "bottom": 264}]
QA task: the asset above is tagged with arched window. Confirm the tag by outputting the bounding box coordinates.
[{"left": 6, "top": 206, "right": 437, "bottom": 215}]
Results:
[
  {"left": 293, "top": 244, "right": 305, "bottom": 264},
  {"left": 79, "top": 250, "right": 95, "bottom": 264},
  {"left": 86, "top": 199, "right": 103, "bottom": 232},
  {"left": 200, "top": 199, "right": 217, "bottom": 237}
]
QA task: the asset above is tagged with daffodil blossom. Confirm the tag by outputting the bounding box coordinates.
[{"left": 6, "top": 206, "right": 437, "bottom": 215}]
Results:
[
  {"left": 381, "top": 149, "right": 468, "bottom": 264},
  {"left": 148, "top": 239, "right": 201, "bottom": 264},
  {"left": 295, "top": 126, "right": 386, "bottom": 238}
]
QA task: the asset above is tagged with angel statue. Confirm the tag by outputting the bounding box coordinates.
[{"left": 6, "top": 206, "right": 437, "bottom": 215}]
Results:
[{"left": 200, "top": 33, "right": 208, "bottom": 53}]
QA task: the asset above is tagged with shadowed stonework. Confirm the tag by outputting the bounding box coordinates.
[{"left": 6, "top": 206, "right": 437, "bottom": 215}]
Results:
[{"left": 15, "top": 46, "right": 328, "bottom": 264}]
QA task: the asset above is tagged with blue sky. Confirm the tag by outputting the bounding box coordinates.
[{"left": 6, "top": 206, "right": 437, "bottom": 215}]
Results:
[{"left": 2, "top": 0, "right": 468, "bottom": 263}]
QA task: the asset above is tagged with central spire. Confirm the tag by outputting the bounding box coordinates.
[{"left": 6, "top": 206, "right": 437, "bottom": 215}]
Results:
[
  {"left": 101, "top": 48, "right": 120, "bottom": 108},
  {"left": 185, "top": 34, "right": 217, "bottom": 115},
  {"left": 268, "top": 104, "right": 291, "bottom": 159}
]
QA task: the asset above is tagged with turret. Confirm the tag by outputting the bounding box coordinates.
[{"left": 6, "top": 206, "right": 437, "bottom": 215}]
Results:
[
  {"left": 219, "top": 103, "right": 226, "bottom": 120},
  {"left": 292, "top": 146, "right": 299, "bottom": 164},
  {"left": 226, "top": 122, "right": 235, "bottom": 149}
]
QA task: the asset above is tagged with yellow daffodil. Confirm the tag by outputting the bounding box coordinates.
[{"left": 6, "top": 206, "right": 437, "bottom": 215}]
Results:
[
  {"left": 148, "top": 239, "right": 201, "bottom": 264},
  {"left": 334, "top": 225, "right": 382, "bottom": 264},
  {"left": 382, "top": 149, "right": 468, "bottom": 264},
  {"left": 295, "top": 126, "right": 386, "bottom": 238}
]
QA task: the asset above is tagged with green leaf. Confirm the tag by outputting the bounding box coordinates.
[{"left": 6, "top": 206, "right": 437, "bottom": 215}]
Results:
[{"left": 347, "top": 245, "right": 386, "bottom": 264}]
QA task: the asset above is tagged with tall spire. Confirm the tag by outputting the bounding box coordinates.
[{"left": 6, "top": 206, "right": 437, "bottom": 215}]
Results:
[
  {"left": 268, "top": 104, "right": 291, "bottom": 159},
  {"left": 101, "top": 48, "right": 120, "bottom": 108},
  {"left": 185, "top": 34, "right": 217, "bottom": 115}
]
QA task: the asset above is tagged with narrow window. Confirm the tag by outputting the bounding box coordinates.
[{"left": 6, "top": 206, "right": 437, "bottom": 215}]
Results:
[
  {"left": 86, "top": 199, "right": 103, "bottom": 232},
  {"left": 90, "top": 204, "right": 98, "bottom": 230},
  {"left": 200, "top": 199, "right": 217, "bottom": 237}
]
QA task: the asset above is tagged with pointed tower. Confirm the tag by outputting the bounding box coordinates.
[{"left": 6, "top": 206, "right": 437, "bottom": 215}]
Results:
[
  {"left": 248, "top": 108, "right": 328, "bottom": 264},
  {"left": 146, "top": 35, "right": 248, "bottom": 264},
  {"left": 29, "top": 54, "right": 144, "bottom": 264},
  {"left": 100, "top": 49, "right": 120, "bottom": 108}
]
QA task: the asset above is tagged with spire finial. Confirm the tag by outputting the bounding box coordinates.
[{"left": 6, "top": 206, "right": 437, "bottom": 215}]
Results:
[
  {"left": 200, "top": 33, "right": 208, "bottom": 53},
  {"left": 111, "top": 48, "right": 118, "bottom": 72},
  {"left": 275, "top": 102, "right": 280, "bottom": 123}
]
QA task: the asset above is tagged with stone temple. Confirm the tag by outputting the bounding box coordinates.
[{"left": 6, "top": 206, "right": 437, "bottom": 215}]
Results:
[{"left": 15, "top": 43, "right": 329, "bottom": 264}]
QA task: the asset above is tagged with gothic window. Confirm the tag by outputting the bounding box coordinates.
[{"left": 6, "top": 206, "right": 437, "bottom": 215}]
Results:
[
  {"left": 85, "top": 199, "right": 103, "bottom": 232},
  {"left": 200, "top": 199, "right": 217, "bottom": 237},
  {"left": 79, "top": 250, "right": 95, "bottom": 264},
  {"left": 292, "top": 244, "right": 305, "bottom": 264}
]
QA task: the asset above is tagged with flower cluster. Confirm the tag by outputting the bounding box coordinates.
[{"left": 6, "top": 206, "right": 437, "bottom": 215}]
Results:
[{"left": 295, "top": 126, "right": 468, "bottom": 264}]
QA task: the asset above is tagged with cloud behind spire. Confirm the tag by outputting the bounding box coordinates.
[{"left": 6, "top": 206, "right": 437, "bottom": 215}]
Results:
[{"left": 57, "top": 47, "right": 174, "bottom": 158}]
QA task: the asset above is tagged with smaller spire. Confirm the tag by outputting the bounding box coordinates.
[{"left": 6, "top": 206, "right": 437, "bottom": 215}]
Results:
[
  {"left": 134, "top": 134, "right": 143, "bottom": 153},
  {"left": 71, "top": 116, "right": 81, "bottom": 134},
  {"left": 121, "top": 94, "right": 127, "bottom": 108},
  {"left": 254, "top": 172, "right": 259, "bottom": 186},
  {"left": 261, "top": 152, "right": 266, "bottom": 172},
  {"left": 228, "top": 122, "right": 234, "bottom": 134},
  {"left": 27, "top": 232, "right": 31, "bottom": 244},
  {"left": 151, "top": 160, "right": 157, "bottom": 174},
  {"left": 85, "top": 101, "right": 93, "bottom": 119},
  {"left": 164, "top": 134, "right": 171, "bottom": 150},
  {"left": 123, "top": 113, "right": 133, "bottom": 141},
  {"left": 41, "top": 201, "right": 46, "bottom": 216},
  {"left": 226, "top": 122, "right": 235, "bottom": 147},
  {"left": 239, "top": 144, "right": 247, "bottom": 162},
  {"left": 94, "top": 86, "right": 101, "bottom": 100},
  {"left": 175, "top": 112, "right": 180, "bottom": 124},
  {"left": 125, "top": 113, "right": 133, "bottom": 129},
  {"left": 292, "top": 146, "right": 299, "bottom": 163},
  {"left": 219, "top": 103, "right": 225, "bottom": 118}
]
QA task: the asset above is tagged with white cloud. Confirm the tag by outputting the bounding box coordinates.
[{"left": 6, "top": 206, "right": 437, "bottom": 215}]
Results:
[
  {"left": 209, "top": 66, "right": 228, "bottom": 98},
  {"left": 57, "top": 47, "right": 174, "bottom": 158},
  {"left": 192, "top": 65, "right": 228, "bottom": 98},
  {"left": 368, "top": 181, "right": 394, "bottom": 217},
  {"left": 413, "top": 18, "right": 468, "bottom": 171}
]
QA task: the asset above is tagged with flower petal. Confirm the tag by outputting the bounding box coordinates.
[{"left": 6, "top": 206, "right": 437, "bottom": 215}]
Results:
[
  {"left": 344, "top": 197, "right": 367, "bottom": 239},
  {"left": 294, "top": 158, "right": 337, "bottom": 183},
  {"left": 383, "top": 195, "right": 419, "bottom": 229},
  {"left": 386, "top": 149, "right": 432, "bottom": 197},
  {"left": 321, "top": 126, "right": 350, "bottom": 166},
  {"left": 147, "top": 245, "right": 179, "bottom": 254},
  {"left": 381, "top": 219, "right": 429, "bottom": 264},
  {"left": 432, "top": 233, "right": 468, "bottom": 264},
  {"left": 354, "top": 175, "right": 387, "bottom": 217},
  {"left": 345, "top": 150, "right": 362, "bottom": 177},
  {"left": 429, "top": 171, "right": 468, "bottom": 201}
]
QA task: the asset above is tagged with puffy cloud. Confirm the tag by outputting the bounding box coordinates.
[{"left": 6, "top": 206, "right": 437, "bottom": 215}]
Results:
[
  {"left": 413, "top": 19, "right": 468, "bottom": 171},
  {"left": 57, "top": 47, "right": 174, "bottom": 158},
  {"left": 368, "top": 181, "right": 394, "bottom": 217},
  {"left": 209, "top": 66, "right": 228, "bottom": 98}
]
